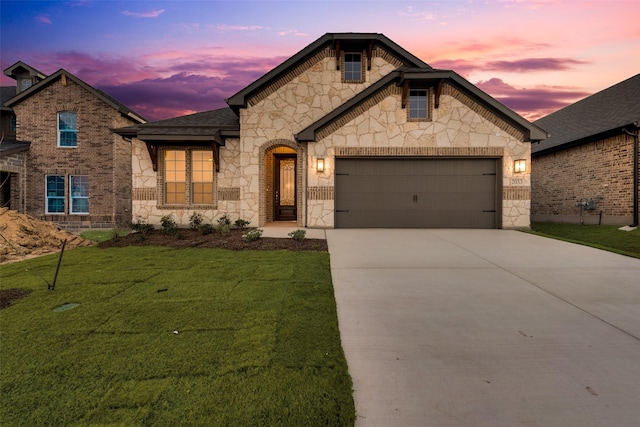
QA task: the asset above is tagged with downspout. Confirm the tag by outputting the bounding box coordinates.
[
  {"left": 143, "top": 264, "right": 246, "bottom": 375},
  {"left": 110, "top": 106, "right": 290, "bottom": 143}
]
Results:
[{"left": 622, "top": 124, "right": 639, "bottom": 227}]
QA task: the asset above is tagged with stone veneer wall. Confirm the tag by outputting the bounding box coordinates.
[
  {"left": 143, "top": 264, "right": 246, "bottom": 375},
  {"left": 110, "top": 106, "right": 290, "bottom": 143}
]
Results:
[
  {"left": 306, "top": 82, "right": 532, "bottom": 228},
  {"left": 239, "top": 49, "right": 401, "bottom": 227},
  {"left": 131, "top": 138, "right": 244, "bottom": 226},
  {"left": 12, "top": 77, "right": 135, "bottom": 229},
  {"left": 531, "top": 134, "right": 636, "bottom": 225}
]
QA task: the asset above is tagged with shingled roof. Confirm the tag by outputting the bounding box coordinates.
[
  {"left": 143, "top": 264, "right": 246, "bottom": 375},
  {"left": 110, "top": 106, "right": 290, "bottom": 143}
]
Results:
[
  {"left": 532, "top": 74, "right": 640, "bottom": 155},
  {"left": 113, "top": 107, "right": 239, "bottom": 141}
]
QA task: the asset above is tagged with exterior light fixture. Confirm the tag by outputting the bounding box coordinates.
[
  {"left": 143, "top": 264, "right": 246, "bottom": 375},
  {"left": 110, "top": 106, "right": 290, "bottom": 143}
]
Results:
[
  {"left": 514, "top": 159, "right": 526, "bottom": 173},
  {"left": 317, "top": 158, "right": 325, "bottom": 173}
]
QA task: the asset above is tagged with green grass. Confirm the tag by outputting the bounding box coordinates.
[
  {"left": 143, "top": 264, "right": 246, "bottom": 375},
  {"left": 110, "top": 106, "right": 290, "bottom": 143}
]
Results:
[
  {"left": 0, "top": 246, "right": 355, "bottom": 426},
  {"left": 528, "top": 222, "right": 640, "bottom": 259},
  {"left": 80, "top": 229, "right": 130, "bottom": 243}
]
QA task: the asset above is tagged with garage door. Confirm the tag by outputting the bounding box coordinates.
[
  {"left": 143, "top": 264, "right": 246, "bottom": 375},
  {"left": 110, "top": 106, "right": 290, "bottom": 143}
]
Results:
[{"left": 335, "top": 158, "right": 499, "bottom": 228}]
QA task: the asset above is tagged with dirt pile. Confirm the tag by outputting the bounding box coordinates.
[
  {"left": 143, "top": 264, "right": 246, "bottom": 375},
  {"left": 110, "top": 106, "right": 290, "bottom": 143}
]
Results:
[{"left": 0, "top": 208, "right": 93, "bottom": 264}]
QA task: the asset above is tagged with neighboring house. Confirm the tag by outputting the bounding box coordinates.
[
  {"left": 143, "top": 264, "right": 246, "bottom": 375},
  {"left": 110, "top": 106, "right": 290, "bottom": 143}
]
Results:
[
  {"left": 532, "top": 74, "right": 640, "bottom": 226},
  {"left": 115, "top": 33, "right": 546, "bottom": 229},
  {"left": 0, "top": 62, "right": 44, "bottom": 212},
  {"left": 2, "top": 62, "right": 146, "bottom": 229}
]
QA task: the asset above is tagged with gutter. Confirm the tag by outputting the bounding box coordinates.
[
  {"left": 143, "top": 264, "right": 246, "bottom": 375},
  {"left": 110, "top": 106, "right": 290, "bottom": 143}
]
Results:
[{"left": 622, "top": 123, "right": 639, "bottom": 227}]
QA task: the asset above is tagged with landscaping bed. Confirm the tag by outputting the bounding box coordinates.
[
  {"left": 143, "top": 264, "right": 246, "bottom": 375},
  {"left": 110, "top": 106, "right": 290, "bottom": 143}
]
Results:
[{"left": 98, "top": 228, "right": 328, "bottom": 252}]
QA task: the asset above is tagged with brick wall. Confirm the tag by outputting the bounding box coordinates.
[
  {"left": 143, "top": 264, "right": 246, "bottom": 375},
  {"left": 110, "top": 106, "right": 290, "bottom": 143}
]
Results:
[
  {"left": 12, "top": 77, "right": 137, "bottom": 229},
  {"left": 0, "top": 152, "right": 27, "bottom": 212},
  {"left": 531, "top": 134, "right": 637, "bottom": 224}
]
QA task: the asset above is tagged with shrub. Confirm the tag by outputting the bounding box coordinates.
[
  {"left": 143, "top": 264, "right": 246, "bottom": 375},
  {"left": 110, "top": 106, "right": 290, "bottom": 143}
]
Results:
[
  {"left": 189, "top": 212, "right": 204, "bottom": 230},
  {"left": 242, "top": 228, "right": 263, "bottom": 242},
  {"left": 160, "top": 215, "right": 178, "bottom": 235},
  {"left": 288, "top": 229, "right": 306, "bottom": 241},
  {"left": 199, "top": 223, "right": 214, "bottom": 235},
  {"left": 216, "top": 223, "right": 230, "bottom": 235},
  {"left": 217, "top": 214, "right": 231, "bottom": 226},
  {"left": 234, "top": 218, "right": 251, "bottom": 229},
  {"left": 131, "top": 216, "right": 154, "bottom": 234}
]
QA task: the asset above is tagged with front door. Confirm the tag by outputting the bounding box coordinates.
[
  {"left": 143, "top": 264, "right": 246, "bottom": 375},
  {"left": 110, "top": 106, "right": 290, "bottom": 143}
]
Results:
[{"left": 274, "top": 155, "right": 297, "bottom": 221}]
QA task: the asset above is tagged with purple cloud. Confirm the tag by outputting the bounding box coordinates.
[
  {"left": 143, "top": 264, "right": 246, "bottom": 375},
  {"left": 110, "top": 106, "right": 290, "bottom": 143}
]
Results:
[
  {"left": 35, "top": 14, "right": 52, "bottom": 24},
  {"left": 476, "top": 78, "right": 591, "bottom": 120},
  {"left": 122, "top": 9, "right": 165, "bottom": 18},
  {"left": 485, "top": 58, "right": 589, "bottom": 72}
]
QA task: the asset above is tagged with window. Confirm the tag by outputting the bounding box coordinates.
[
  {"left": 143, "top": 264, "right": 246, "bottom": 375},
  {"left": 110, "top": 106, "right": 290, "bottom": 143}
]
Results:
[
  {"left": 191, "top": 151, "right": 214, "bottom": 204},
  {"left": 19, "top": 78, "right": 32, "bottom": 92},
  {"left": 58, "top": 111, "right": 77, "bottom": 147},
  {"left": 46, "top": 175, "right": 65, "bottom": 214},
  {"left": 344, "top": 53, "right": 362, "bottom": 82},
  {"left": 10, "top": 115, "right": 16, "bottom": 133},
  {"left": 163, "top": 149, "right": 214, "bottom": 205},
  {"left": 165, "top": 150, "right": 186, "bottom": 204},
  {"left": 409, "top": 90, "right": 428, "bottom": 120},
  {"left": 70, "top": 176, "right": 89, "bottom": 214}
]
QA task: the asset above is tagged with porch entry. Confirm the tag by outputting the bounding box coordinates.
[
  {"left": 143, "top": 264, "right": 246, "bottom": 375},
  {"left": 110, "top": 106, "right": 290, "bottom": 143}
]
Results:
[{"left": 273, "top": 154, "right": 297, "bottom": 221}]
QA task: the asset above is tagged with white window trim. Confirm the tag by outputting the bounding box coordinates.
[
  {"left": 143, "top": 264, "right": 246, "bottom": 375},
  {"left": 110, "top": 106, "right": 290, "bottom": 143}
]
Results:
[
  {"left": 70, "top": 175, "right": 89, "bottom": 214},
  {"left": 45, "top": 175, "right": 65, "bottom": 215},
  {"left": 57, "top": 111, "right": 78, "bottom": 148}
]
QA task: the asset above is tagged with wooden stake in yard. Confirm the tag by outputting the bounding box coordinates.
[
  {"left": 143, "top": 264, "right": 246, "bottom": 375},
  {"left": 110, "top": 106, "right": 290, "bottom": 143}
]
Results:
[{"left": 49, "top": 239, "right": 67, "bottom": 291}]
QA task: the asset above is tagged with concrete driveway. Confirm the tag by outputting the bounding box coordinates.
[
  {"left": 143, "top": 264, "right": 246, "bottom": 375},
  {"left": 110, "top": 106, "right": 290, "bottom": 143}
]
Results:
[{"left": 326, "top": 229, "right": 640, "bottom": 427}]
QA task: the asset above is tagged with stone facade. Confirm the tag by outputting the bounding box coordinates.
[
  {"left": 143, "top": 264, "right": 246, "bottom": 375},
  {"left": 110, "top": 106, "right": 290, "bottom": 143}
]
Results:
[
  {"left": 11, "top": 76, "right": 139, "bottom": 229},
  {"left": 129, "top": 35, "right": 538, "bottom": 229},
  {"left": 532, "top": 134, "right": 637, "bottom": 225}
]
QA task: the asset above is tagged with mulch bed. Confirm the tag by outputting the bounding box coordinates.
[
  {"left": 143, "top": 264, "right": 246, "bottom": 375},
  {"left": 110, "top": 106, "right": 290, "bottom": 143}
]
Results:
[{"left": 97, "top": 228, "right": 328, "bottom": 252}]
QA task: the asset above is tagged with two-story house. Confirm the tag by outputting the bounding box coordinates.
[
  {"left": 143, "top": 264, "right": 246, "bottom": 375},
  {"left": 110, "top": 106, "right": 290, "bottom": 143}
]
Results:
[
  {"left": 2, "top": 62, "right": 146, "bottom": 229},
  {"left": 115, "top": 33, "right": 546, "bottom": 229}
]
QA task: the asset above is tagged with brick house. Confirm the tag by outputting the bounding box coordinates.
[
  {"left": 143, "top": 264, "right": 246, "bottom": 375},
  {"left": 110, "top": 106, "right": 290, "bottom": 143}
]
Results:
[
  {"left": 115, "top": 33, "right": 546, "bottom": 229},
  {"left": 1, "top": 63, "right": 45, "bottom": 212},
  {"left": 2, "top": 62, "right": 146, "bottom": 229},
  {"left": 531, "top": 74, "right": 640, "bottom": 226}
]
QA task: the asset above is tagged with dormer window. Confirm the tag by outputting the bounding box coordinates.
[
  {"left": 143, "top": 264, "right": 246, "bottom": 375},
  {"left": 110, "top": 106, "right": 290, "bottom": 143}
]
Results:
[{"left": 19, "top": 78, "right": 33, "bottom": 92}]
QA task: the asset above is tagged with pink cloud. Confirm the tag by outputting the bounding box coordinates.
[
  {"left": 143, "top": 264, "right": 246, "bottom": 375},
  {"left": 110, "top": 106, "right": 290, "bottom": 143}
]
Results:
[
  {"left": 484, "top": 58, "right": 588, "bottom": 72},
  {"left": 476, "top": 78, "right": 591, "bottom": 120},
  {"left": 121, "top": 9, "right": 165, "bottom": 18},
  {"left": 35, "top": 14, "right": 52, "bottom": 24}
]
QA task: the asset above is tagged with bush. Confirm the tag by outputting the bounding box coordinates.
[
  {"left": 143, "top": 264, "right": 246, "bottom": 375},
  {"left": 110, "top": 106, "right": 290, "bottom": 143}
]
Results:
[
  {"left": 242, "top": 228, "right": 263, "bottom": 242},
  {"left": 131, "top": 217, "right": 154, "bottom": 234},
  {"left": 234, "top": 218, "right": 251, "bottom": 229},
  {"left": 217, "top": 214, "right": 231, "bottom": 226},
  {"left": 189, "top": 212, "right": 204, "bottom": 230},
  {"left": 216, "top": 223, "right": 230, "bottom": 235},
  {"left": 288, "top": 229, "right": 306, "bottom": 241},
  {"left": 199, "top": 223, "right": 214, "bottom": 235},
  {"left": 160, "top": 215, "right": 178, "bottom": 235}
]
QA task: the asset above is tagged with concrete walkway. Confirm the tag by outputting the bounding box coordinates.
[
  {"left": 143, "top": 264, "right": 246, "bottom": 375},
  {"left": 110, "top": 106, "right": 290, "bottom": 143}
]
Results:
[
  {"left": 326, "top": 229, "right": 640, "bottom": 427},
  {"left": 261, "top": 222, "right": 327, "bottom": 239}
]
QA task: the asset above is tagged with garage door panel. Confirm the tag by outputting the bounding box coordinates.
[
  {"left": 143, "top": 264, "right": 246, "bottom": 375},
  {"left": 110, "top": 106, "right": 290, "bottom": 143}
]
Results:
[{"left": 335, "top": 158, "right": 499, "bottom": 228}]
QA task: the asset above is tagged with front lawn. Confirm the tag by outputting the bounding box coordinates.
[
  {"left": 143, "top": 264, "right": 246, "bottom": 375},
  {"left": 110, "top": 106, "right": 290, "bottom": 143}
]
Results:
[
  {"left": 529, "top": 222, "right": 640, "bottom": 258},
  {"left": 0, "top": 246, "right": 355, "bottom": 426}
]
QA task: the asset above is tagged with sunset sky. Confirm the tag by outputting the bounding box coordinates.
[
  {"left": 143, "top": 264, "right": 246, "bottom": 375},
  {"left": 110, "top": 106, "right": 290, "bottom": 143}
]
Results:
[{"left": 1, "top": 0, "right": 638, "bottom": 122}]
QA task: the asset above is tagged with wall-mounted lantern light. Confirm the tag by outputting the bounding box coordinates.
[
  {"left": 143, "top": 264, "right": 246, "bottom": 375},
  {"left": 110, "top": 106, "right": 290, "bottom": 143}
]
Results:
[
  {"left": 514, "top": 159, "right": 526, "bottom": 173},
  {"left": 317, "top": 158, "right": 325, "bottom": 173}
]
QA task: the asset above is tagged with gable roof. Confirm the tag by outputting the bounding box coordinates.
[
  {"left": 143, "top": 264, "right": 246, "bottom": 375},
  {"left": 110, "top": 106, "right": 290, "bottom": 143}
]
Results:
[
  {"left": 296, "top": 68, "right": 548, "bottom": 143},
  {"left": 532, "top": 73, "right": 640, "bottom": 155},
  {"left": 226, "top": 33, "right": 430, "bottom": 113},
  {"left": 5, "top": 69, "right": 146, "bottom": 124},
  {"left": 3, "top": 61, "right": 47, "bottom": 81},
  {"left": 113, "top": 108, "right": 239, "bottom": 142}
]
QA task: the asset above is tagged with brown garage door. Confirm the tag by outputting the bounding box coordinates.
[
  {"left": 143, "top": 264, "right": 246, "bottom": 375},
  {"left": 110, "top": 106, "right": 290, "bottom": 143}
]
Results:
[{"left": 335, "top": 158, "right": 500, "bottom": 228}]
